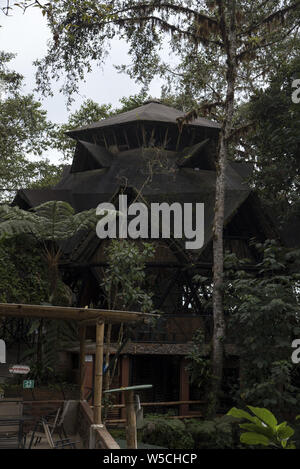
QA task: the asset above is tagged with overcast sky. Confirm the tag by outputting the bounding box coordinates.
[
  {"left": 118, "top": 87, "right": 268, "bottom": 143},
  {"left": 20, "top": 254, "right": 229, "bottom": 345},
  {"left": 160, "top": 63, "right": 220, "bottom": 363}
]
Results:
[{"left": 0, "top": 7, "right": 164, "bottom": 124}]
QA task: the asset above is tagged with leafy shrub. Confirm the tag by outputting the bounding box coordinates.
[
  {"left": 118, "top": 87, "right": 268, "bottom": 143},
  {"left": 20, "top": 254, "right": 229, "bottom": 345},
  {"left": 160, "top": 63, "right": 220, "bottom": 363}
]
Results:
[
  {"left": 228, "top": 406, "right": 296, "bottom": 449},
  {"left": 141, "top": 415, "right": 194, "bottom": 449},
  {"left": 141, "top": 414, "right": 240, "bottom": 449},
  {"left": 186, "top": 415, "right": 239, "bottom": 449},
  {"left": 0, "top": 235, "right": 49, "bottom": 305},
  {"left": 225, "top": 242, "right": 300, "bottom": 415}
]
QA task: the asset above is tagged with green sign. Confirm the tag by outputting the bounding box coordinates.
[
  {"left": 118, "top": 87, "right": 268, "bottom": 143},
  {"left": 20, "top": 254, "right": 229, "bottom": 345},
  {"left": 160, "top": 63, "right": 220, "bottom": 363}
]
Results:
[{"left": 23, "top": 380, "right": 34, "bottom": 389}]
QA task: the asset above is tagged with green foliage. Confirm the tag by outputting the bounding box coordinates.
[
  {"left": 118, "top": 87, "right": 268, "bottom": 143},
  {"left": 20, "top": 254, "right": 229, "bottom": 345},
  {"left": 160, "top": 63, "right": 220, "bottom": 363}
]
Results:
[
  {"left": 0, "top": 235, "right": 49, "bottom": 305},
  {"left": 186, "top": 415, "right": 239, "bottom": 449},
  {"left": 225, "top": 241, "right": 300, "bottom": 414},
  {"left": 0, "top": 201, "right": 100, "bottom": 242},
  {"left": 141, "top": 414, "right": 239, "bottom": 449},
  {"left": 54, "top": 99, "right": 113, "bottom": 161},
  {"left": 0, "top": 200, "right": 103, "bottom": 303},
  {"left": 141, "top": 415, "right": 194, "bottom": 449},
  {"left": 102, "top": 240, "right": 155, "bottom": 313},
  {"left": 228, "top": 406, "right": 296, "bottom": 449},
  {"left": 0, "top": 234, "right": 78, "bottom": 382},
  {"left": 241, "top": 56, "right": 300, "bottom": 222},
  {"left": 0, "top": 201, "right": 101, "bottom": 381},
  {"left": 22, "top": 317, "right": 79, "bottom": 385},
  {"left": 113, "top": 92, "right": 149, "bottom": 114},
  {"left": 101, "top": 239, "right": 156, "bottom": 390},
  {"left": 0, "top": 51, "right": 62, "bottom": 201},
  {"left": 185, "top": 329, "right": 211, "bottom": 397},
  {"left": 28, "top": 0, "right": 300, "bottom": 121}
]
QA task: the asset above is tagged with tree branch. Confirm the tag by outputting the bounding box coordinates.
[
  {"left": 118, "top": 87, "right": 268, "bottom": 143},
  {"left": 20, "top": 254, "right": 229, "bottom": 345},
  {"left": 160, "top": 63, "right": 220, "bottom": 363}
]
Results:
[
  {"left": 112, "top": 15, "right": 223, "bottom": 47},
  {"left": 113, "top": 1, "right": 219, "bottom": 28},
  {"left": 237, "top": 22, "right": 300, "bottom": 62},
  {"left": 238, "top": 0, "right": 300, "bottom": 37}
]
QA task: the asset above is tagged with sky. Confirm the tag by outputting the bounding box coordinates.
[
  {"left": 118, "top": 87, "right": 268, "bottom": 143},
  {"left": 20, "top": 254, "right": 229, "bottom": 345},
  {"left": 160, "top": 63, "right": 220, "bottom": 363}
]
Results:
[{"left": 0, "top": 6, "right": 165, "bottom": 125}]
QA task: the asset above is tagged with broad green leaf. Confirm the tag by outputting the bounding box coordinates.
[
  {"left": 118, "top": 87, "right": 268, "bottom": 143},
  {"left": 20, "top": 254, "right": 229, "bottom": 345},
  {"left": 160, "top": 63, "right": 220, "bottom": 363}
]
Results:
[
  {"left": 227, "top": 407, "right": 258, "bottom": 423},
  {"left": 276, "top": 425, "right": 294, "bottom": 440},
  {"left": 240, "top": 432, "right": 270, "bottom": 446},
  {"left": 275, "top": 421, "right": 287, "bottom": 431},
  {"left": 286, "top": 443, "right": 296, "bottom": 449},
  {"left": 247, "top": 406, "right": 277, "bottom": 428},
  {"left": 239, "top": 422, "right": 274, "bottom": 439}
]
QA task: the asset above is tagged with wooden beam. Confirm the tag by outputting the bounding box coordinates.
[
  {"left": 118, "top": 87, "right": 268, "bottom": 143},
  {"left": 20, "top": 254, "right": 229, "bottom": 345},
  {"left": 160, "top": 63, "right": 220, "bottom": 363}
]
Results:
[
  {"left": 90, "top": 400, "right": 206, "bottom": 409},
  {"left": 120, "top": 356, "right": 130, "bottom": 421},
  {"left": 94, "top": 321, "right": 104, "bottom": 424},
  {"left": 78, "top": 318, "right": 102, "bottom": 326},
  {"left": 0, "top": 303, "right": 155, "bottom": 324},
  {"left": 79, "top": 325, "right": 86, "bottom": 400},
  {"left": 179, "top": 358, "right": 190, "bottom": 415}
]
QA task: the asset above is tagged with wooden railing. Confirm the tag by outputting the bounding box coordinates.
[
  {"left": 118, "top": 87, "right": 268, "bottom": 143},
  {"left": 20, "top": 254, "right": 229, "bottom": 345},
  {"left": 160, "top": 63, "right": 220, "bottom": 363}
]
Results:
[
  {"left": 90, "top": 400, "right": 205, "bottom": 409},
  {"left": 90, "top": 400, "right": 204, "bottom": 425},
  {"left": 78, "top": 400, "right": 120, "bottom": 449},
  {"left": 131, "top": 314, "right": 209, "bottom": 343}
]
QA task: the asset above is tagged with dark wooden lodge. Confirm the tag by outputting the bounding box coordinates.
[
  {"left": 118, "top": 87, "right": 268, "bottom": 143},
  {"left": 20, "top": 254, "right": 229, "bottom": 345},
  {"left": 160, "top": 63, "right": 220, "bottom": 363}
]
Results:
[{"left": 15, "top": 101, "right": 279, "bottom": 419}]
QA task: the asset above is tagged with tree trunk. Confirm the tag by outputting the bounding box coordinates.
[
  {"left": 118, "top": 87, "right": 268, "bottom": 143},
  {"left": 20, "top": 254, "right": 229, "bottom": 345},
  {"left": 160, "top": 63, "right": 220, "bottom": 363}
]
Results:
[{"left": 210, "top": 0, "right": 237, "bottom": 416}]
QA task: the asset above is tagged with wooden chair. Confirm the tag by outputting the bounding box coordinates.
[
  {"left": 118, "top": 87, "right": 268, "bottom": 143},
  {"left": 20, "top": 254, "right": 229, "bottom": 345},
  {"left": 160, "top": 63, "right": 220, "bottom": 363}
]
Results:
[
  {"left": 30, "top": 406, "right": 61, "bottom": 447},
  {"left": 42, "top": 420, "right": 78, "bottom": 449},
  {"left": 0, "top": 398, "right": 24, "bottom": 448},
  {"left": 53, "top": 400, "right": 71, "bottom": 439},
  {"left": 29, "top": 400, "right": 72, "bottom": 448}
]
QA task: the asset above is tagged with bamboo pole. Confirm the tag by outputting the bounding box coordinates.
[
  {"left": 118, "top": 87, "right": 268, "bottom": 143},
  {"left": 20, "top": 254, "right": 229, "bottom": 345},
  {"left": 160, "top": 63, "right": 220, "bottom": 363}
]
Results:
[
  {"left": 79, "top": 325, "right": 86, "bottom": 400},
  {"left": 0, "top": 303, "right": 153, "bottom": 323},
  {"left": 106, "top": 414, "right": 203, "bottom": 424},
  {"left": 94, "top": 321, "right": 104, "bottom": 424},
  {"left": 90, "top": 400, "right": 206, "bottom": 409},
  {"left": 124, "top": 390, "right": 137, "bottom": 449}
]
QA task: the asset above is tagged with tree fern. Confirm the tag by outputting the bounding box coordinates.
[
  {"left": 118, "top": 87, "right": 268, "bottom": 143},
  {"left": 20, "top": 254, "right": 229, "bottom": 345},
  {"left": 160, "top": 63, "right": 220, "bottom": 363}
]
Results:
[{"left": 0, "top": 200, "right": 112, "bottom": 381}]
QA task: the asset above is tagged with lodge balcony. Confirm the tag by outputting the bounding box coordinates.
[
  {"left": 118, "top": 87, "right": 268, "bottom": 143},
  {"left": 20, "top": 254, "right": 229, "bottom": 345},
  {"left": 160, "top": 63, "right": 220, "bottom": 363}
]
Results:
[{"left": 130, "top": 313, "right": 213, "bottom": 344}]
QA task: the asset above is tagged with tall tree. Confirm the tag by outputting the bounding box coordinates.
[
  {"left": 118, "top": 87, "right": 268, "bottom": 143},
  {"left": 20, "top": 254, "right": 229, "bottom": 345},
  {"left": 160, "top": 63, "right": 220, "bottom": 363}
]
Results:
[
  {"left": 54, "top": 92, "right": 156, "bottom": 162},
  {"left": 0, "top": 51, "right": 62, "bottom": 201},
  {"left": 55, "top": 98, "right": 113, "bottom": 161},
  {"left": 16, "top": 0, "right": 300, "bottom": 413},
  {"left": 238, "top": 55, "right": 300, "bottom": 224},
  {"left": 225, "top": 242, "right": 300, "bottom": 417}
]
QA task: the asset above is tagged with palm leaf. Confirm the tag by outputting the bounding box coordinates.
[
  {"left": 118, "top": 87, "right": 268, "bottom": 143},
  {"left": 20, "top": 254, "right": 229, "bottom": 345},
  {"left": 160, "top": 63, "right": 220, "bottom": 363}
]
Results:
[{"left": 0, "top": 201, "right": 118, "bottom": 242}]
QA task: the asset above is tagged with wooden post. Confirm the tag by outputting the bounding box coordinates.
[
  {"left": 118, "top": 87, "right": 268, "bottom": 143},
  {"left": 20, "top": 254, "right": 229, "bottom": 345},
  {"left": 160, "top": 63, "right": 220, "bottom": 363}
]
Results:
[
  {"left": 179, "top": 358, "right": 190, "bottom": 416},
  {"left": 124, "top": 390, "right": 137, "bottom": 449},
  {"left": 94, "top": 321, "right": 104, "bottom": 424},
  {"left": 79, "top": 325, "right": 86, "bottom": 400},
  {"left": 120, "top": 356, "right": 130, "bottom": 420}
]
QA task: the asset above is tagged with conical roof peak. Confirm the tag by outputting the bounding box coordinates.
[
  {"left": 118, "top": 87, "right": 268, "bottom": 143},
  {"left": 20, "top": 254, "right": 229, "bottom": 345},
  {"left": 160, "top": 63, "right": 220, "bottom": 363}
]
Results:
[{"left": 66, "top": 101, "right": 220, "bottom": 138}]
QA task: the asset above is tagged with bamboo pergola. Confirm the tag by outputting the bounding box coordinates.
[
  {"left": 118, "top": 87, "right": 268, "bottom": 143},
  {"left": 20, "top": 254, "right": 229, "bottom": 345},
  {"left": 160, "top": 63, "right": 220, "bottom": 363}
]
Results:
[{"left": 0, "top": 303, "right": 155, "bottom": 424}]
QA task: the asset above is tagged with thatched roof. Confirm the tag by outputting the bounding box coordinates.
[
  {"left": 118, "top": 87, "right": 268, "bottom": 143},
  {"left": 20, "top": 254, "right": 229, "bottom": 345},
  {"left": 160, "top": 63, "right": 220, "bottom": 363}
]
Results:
[
  {"left": 14, "top": 102, "right": 278, "bottom": 262},
  {"left": 14, "top": 149, "right": 253, "bottom": 258},
  {"left": 66, "top": 101, "right": 221, "bottom": 139}
]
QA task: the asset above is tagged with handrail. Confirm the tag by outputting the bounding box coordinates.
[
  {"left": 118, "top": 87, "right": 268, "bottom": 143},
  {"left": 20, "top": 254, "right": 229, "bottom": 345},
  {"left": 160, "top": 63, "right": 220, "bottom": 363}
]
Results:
[
  {"left": 79, "top": 401, "right": 120, "bottom": 449},
  {"left": 90, "top": 399, "right": 205, "bottom": 409}
]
